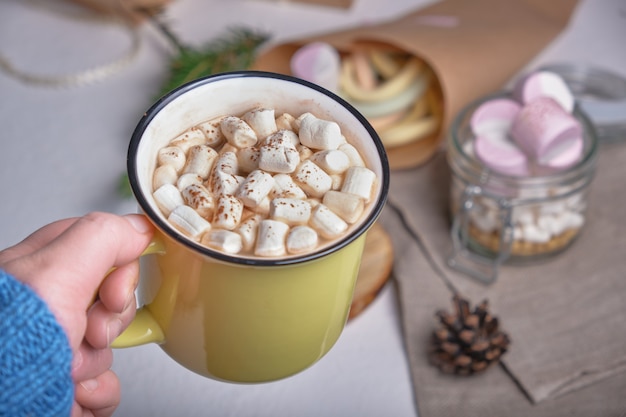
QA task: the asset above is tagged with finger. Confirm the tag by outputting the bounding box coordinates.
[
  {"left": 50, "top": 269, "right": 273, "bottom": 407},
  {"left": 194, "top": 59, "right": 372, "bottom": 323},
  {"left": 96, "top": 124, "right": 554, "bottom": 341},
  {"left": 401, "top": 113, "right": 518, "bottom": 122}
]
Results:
[
  {"left": 72, "top": 342, "right": 113, "bottom": 382},
  {"left": 9, "top": 212, "right": 153, "bottom": 312},
  {"left": 85, "top": 297, "right": 137, "bottom": 349},
  {"left": 41, "top": 212, "right": 153, "bottom": 277},
  {"left": 98, "top": 260, "right": 140, "bottom": 314},
  {"left": 0, "top": 218, "right": 78, "bottom": 265},
  {"left": 71, "top": 401, "right": 82, "bottom": 417},
  {"left": 74, "top": 370, "right": 121, "bottom": 416},
  {"left": 83, "top": 261, "right": 140, "bottom": 350}
]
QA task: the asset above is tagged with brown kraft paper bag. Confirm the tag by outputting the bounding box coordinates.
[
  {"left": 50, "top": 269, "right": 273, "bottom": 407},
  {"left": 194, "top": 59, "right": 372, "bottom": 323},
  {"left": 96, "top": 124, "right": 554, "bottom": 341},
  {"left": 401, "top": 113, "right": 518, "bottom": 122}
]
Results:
[{"left": 252, "top": 0, "right": 579, "bottom": 169}]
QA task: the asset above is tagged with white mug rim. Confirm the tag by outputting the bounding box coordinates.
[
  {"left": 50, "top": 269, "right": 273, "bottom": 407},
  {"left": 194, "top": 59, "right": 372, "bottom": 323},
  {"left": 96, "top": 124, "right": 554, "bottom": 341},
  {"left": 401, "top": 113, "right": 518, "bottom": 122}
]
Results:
[{"left": 127, "top": 71, "right": 390, "bottom": 266}]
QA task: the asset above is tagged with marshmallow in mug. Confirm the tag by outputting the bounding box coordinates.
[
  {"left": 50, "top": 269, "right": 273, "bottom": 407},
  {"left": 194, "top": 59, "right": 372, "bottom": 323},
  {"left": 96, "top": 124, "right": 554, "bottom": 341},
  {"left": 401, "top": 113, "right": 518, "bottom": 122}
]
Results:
[
  {"left": 469, "top": 70, "right": 583, "bottom": 176},
  {"left": 152, "top": 107, "right": 378, "bottom": 257}
]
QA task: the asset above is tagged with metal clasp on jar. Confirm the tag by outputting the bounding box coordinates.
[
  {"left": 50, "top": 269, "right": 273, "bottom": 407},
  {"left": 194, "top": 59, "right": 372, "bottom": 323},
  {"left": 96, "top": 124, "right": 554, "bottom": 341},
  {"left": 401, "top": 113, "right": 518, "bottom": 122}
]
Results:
[{"left": 448, "top": 184, "right": 514, "bottom": 284}]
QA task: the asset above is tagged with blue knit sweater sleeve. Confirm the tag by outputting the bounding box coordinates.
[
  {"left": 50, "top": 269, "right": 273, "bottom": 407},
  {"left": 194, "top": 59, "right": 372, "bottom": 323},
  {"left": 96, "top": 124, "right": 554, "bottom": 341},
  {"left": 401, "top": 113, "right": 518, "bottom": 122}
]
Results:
[{"left": 0, "top": 269, "right": 74, "bottom": 417}]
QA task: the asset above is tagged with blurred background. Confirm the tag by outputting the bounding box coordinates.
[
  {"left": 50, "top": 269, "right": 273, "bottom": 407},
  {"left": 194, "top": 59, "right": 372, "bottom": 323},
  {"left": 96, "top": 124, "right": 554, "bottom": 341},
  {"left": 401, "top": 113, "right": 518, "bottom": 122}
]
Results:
[{"left": 0, "top": 1, "right": 624, "bottom": 416}]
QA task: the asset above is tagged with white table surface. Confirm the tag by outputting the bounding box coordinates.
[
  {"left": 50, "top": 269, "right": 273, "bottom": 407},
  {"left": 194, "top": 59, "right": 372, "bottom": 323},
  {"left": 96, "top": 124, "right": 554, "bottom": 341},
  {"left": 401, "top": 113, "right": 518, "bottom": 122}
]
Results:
[{"left": 0, "top": 0, "right": 624, "bottom": 416}]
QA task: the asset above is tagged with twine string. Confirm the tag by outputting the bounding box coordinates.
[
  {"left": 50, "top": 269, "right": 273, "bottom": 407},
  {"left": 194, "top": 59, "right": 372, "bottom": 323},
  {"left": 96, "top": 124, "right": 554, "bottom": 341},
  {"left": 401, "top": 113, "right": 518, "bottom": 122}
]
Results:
[{"left": 0, "top": 0, "right": 141, "bottom": 88}]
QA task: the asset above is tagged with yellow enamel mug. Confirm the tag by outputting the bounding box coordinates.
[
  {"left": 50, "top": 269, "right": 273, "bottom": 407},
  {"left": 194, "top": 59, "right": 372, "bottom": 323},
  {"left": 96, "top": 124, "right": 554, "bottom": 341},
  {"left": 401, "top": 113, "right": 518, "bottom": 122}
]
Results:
[{"left": 115, "top": 71, "right": 390, "bottom": 383}]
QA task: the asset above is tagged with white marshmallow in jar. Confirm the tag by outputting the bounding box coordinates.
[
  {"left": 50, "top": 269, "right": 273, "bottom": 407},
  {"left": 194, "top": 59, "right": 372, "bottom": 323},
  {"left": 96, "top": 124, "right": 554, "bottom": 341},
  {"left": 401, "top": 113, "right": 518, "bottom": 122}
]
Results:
[{"left": 446, "top": 70, "right": 599, "bottom": 283}]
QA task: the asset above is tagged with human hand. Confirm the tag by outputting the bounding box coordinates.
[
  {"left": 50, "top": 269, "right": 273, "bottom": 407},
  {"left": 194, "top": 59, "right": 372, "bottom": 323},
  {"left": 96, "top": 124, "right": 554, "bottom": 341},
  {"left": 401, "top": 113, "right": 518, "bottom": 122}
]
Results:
[
  {"left": 68, "top": 0, "right": 172, "bottom": 25},
  {"left": 0, "top": 212, "right": 154, "bottom": 417}
]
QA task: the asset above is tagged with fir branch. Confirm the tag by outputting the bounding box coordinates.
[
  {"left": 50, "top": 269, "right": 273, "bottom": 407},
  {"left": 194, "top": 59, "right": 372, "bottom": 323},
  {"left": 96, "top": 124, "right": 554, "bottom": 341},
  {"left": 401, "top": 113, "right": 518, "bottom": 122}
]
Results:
[
  {"left": 158, "top": 27, "right": 270, "bottom": 97},
  {"left": 117, "top": 172, "right": 133, "bottom": 199}
]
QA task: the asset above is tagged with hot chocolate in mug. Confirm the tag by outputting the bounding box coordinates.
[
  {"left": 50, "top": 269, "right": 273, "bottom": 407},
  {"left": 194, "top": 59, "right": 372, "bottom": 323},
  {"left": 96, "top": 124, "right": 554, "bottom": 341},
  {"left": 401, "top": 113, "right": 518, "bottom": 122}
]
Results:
[{"left": 114, "top": 71, "right": 390, "bottom": 383}]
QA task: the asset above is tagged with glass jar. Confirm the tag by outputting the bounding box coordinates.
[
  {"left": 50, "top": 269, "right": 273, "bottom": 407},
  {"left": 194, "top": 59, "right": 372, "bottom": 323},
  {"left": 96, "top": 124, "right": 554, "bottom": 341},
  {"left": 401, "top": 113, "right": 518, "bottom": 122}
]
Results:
[{"left": 447, "top": 92, "right": 599, "bottom": 284}]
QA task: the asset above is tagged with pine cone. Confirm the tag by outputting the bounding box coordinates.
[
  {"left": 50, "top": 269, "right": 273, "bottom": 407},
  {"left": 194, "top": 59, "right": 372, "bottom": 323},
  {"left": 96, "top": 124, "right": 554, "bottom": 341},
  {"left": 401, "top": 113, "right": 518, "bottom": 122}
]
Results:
[{"left": 429, "top": 294, "right": 511, "bottom": 375}]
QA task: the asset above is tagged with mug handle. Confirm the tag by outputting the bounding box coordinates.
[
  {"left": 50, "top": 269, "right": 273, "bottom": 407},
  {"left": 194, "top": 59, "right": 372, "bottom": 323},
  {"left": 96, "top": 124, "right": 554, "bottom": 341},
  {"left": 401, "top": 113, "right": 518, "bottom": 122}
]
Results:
[{"left": 110, "top": 237, "right": 167, "bottom": 348}]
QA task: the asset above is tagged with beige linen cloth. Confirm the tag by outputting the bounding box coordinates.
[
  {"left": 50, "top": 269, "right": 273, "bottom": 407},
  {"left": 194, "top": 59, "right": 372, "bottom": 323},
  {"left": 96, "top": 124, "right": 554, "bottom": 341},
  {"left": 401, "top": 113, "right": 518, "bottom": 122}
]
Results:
[{"left": 377, "top": 141, "right": 626, "bottom": 416}]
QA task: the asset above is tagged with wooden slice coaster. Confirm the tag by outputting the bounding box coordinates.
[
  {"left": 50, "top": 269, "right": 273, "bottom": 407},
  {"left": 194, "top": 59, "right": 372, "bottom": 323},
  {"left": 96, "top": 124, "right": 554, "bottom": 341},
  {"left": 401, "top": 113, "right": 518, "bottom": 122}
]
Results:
[{"left": 349, "top": 222, "right": 394, "bottom": 319}]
